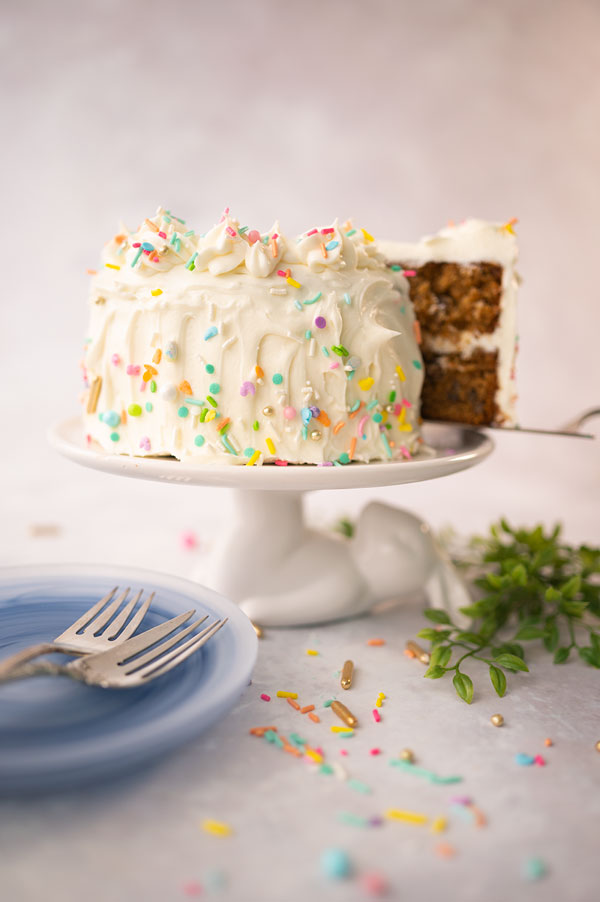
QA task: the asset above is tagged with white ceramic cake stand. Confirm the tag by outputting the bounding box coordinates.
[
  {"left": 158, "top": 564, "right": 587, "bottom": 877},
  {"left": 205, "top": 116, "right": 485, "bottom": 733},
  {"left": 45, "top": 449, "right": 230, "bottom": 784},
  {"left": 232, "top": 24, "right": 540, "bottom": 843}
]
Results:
[{"left": 49, "top": 418, "right": 493, "bottom": 627}]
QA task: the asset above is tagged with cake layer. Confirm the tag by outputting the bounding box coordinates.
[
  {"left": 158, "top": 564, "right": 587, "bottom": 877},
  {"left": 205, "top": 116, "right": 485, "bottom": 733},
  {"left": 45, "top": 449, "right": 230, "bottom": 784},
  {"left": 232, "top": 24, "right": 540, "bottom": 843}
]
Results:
[
  {"left": 81, "top": 209, "right": 425, "bottom": 465},
  {"left": 420, "top": 349, "right": 499, "bottom": 426}
]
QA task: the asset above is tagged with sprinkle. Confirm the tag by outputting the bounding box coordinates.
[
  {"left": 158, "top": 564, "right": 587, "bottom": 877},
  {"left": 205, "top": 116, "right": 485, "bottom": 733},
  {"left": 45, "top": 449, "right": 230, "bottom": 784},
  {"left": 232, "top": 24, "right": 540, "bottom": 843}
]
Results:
[
  {"left": 320, "top": 242, "right": 328, "bottom": 258},
  {"left": 358, "top": 377, "right": 374, "bottom": 391},
  {"left": 306, "top": 649, "right": 318, "bottom": 656},
  {"left": 315, "top": 316, "right": 327, "bottom": 329},
  {"left": 523, "top": 857, "right": 547, "bottom": 881},
  {"left": 128, "top": 403, "right": 142, "bottom": 417},
  {"left": 287, "top": 698, "right": 301, "bottom": 710},
  {"left": 503, "top": 217, "right": 519, "bottom": 235},
  {"left": 260, "top": 693, "right": 271, "bottom": 702},
  {"left": 372, "top": 709, "right": 381, "bottom": 723},
  {"left": 240, "top": 381, "right": 255, "bottom": 397},
  {"left": 345, "top": 228, "right": 357, "bottom": 236},
  {"left": 380, "top": 432, "right": 393, "bottom": 458},
  {"left": 322, "top": 346, "right": 330, "bottom": 357},
  {"left": 304, "top": 747, "right": 323, "bottom": 764},
  {"left": 405, "top": 640, "right": 430, "bottom": 663},
  {"left": 294, "top": 300, "right": 303, "bottom": 311},
  {"left": 321, "top": 227, "right": 335, "bottom": 235},
  {"left": 341, "top": 660, "right": 354, "bottom": 690},
  {"left": 309, "top": 713, "right": 320, "bottom": 723},
  {"left": 348, "top": 437, "right": 357, "bottom": 460},
  {"left": 201, "top": 820, "right": 232, "bottom": 838},
  {"left": 396, "top": 365, "right": 406, "bottom": 382},
  {"left": 370, "top": 748, "right": 381, "bottom": 756},
  {"left": 150, "top": 288, "right": 162, "bottom": 297},
  {"left": 412, "top": 359, "right": 422, "bottom": 370},
  {"left": 265, "top": 437, "right": 276, "bottom": 455},
  {"left": 206, "top": 395, "right": 217, "bottom": 408},
  {"left": 367, "top": 639, "right": 385, "bottom": 646},
  {"left": 276, "top": 691, "right": 298, "bottom": 699},
  {"left": 325, "top": 240, "right": 339, "bottom": 251},
  {"left": 431, "top": 817, "right": 447, "bottom": 834},
  {"left": 221, "top": 435, "right": 238, "bottom": 455},
  {"left": 303, "top": 292, "right": 322, "bottom": 305},
  {"left": 435, "top": 843, "right": 456, "bottom": 859},
  {"left": 204, "top": 327, "right": 218, "bottom": 340},
  {"left": 131, "top": 247, "right": 143, "bottom": 267},
  {"left": 272, "top": 373, "right": 283, "bottom": 385},
  {"left": 534, "top": 755, "right": 546, "bottom": 766},
  {"left": 338, "top": 812, "right": 369, "bottom": 828},
  {"left": 348, "top": 779, "right": 371, "bottom": 795},
  {"left": 86, "top": 376, "right": 102, "bottom": 414},
  {"left": 386, "top": 810, "right": 428, "bottom": 825},
  {"left": 185, "top": 252, "right": 198, "bottom": 270},
  {"left": 246, "top": 450, "right": 261, "bottom": 466},
  {"left": 252, "top": 420, "right": 259, "bottom": 431},
  {"left": 178, "top": 406, "right": 189, "bottom": 418},
  {"left": 126, "top": 364, "right": 140, "bottom": 376},
  {"left": 286, "top": 277, "right": 301, "bottom": 289},
  {"left": 343, "top": 292, "right": 351, "bottom": 305},
  {"left": 320, "top": 848, "right": 351, "bottom": 880},
  {"left": 544, "top": 738, "right": 553, "bottom": 747},
  {"left": 194, "top": 435, "right": 205, "bottom": 447},
  {"left": 332, "top": 345, "right": 349, "bottom": 357},
  {"left": 323, "top": 699, "right": 335, "bottom": 708},
  {"left": 403, "top": 269, "right": 416, "bottom": 277},
  {"left": 357, "top": 415, "right": 369, "bottom": 437},
  {"left": 105, "top": 263, "right": 120, "bottom": 270},
  {"left": 331, "top": 700, "right": 358, "bottom": 728},
  {"left": 390, "top": 759, "right": 463, "bottom": 784},
  {"left": 361, "top": 228, "right": 374, "bottom": 242},
  {"left": 331, "top": 726, "right": 354, "bottom": 734},
  {"left": 515, "top": 753, "right": 536, "bottom": 766},
  {"left": 109, "top": 432, "right": 119, "bottom": 442},
  {"left": 333, "top": 421, "right": 346, "bottom": 435}
]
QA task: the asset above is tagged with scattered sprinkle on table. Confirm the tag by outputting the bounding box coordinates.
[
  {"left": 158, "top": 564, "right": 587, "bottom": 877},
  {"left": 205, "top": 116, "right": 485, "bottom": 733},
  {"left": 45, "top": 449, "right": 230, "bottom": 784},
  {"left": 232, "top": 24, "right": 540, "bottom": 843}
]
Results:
[
  {"left": 385, "top": 809, "right": 428, "bottom": 826},
  {"left": 390, "top": 759, "right": 462, "bottom": 784},
  {"left": 320, "top": 848, "right": 351, "bottom": 880},
  {"left": 306, "top": 649, "right": 319, "bottom": 656},
  {"left": 260, "top": 693, "right": 270, "bottom": 702},
  {"left": 276, "top": 691, "right": 298, "bottom": 699},
  {"left": 523, "top": 857, "right": 548, "bottom": 881},
  {"left": 435, "top": 842, "right": 456, "bottom": 859},
  {"left": 201, "top": 819, "right": 232, "bottom": 838},
  {"left": 515, "top": 753, "right": 536, "bottom": 766},
  {"left": 359, "top": 871, "right": 389, "bottom": 896},
  {"left": 367, "top": 638, "right": 385, "bottom": 646}
]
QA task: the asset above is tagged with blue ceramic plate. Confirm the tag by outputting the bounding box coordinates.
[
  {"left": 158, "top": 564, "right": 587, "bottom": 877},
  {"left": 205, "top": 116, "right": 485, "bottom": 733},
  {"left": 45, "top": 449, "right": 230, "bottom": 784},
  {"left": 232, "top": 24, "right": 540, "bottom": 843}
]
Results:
[{"left": 0, "top": 564, "right": 257, "bottom": 795}]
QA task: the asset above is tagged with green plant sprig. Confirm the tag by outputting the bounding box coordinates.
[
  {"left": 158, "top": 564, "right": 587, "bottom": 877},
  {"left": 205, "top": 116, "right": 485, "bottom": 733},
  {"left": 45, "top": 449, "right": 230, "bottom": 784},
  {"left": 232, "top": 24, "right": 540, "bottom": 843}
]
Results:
[{"left": 418, "top": 520, "right": 600, "bottom": 704}]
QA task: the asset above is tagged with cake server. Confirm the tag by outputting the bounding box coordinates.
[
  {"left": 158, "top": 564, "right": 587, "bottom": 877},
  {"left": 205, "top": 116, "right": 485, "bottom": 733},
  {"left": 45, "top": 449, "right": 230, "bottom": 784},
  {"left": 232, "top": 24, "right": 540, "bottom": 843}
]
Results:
[
  {"left": 426, "top": 407, "right": 599, "bottom": 440},
  {"left": 0, "top": 586, "right": 155, "bottom": 680}
]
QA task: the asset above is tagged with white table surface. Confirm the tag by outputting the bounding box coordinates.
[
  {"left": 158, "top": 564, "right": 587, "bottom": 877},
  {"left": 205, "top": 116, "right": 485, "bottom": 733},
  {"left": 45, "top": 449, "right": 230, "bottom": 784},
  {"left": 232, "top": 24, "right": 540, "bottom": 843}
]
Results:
[{"left": 0, "top": 414, "right": 599, "bottom": 902}]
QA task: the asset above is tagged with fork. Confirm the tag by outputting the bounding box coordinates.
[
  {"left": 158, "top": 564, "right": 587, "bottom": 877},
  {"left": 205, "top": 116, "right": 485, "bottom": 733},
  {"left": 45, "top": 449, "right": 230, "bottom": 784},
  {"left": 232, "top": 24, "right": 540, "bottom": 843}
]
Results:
[
  {"left": 0, "top": 610, "right": 227, "bottom": 688},
  {"left": 0, "top": 586, "right": 154, "bottom": 681}
]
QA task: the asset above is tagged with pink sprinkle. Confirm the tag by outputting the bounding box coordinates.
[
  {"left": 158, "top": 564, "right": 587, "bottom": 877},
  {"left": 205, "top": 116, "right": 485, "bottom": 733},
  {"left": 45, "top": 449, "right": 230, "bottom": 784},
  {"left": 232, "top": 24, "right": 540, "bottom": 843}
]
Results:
[
  {"left": 158, "top": 231, "right": 167, "bottom": 239},
  {"left": 247, "top": 229, "right": 260, "bottom": 245},
  {"left": 399, "top": 445, "right": 412, "bottom": 460},
  {"left": 139, "top": 436, "right": 151, "bottom": 451},
  {"left": 180, "top": 530, "right": 198, "bottom": 550},
  {"left": 240, "top": 381, "right": 255, "bottom": 397},
  {"left": 329, "top": 362, "right": 339, "bottom": 369},
  {"left": 403, "top": 399, "right": 412, "bottom": 408},
  {"left": 226, "top": 226, "right": 236, "bottom": 237},
  {"left": 283, "top": 406, "right": 296, "bottom": 420},
  {"left": 340, "top": 749, "right": 349, "bottom": 756},
  {"left": 306, "top": 229, "right": 318, "bottom": 237},
  {"left": 370, "top": 748, "right": 381, "bottom": 756},
  {"left": 182, "top": 881, "right": 203, "bottom": 897},
  {"left": 450, "top": 796, "right": 472, "bottom": 806},
  {"left": 403, "top": 269, "right": 416, "bottom": 277},
  {"left": 132, "top": 242, "right": 141, "bottom": 248},
  {"left": 274, "top": 459, "right": 288, "bottom": 466},
  {"left": 260, "top": 693, "right": 271, "bottom": 702},
  {"left": 321, "top": 228, "right": 334, "bottom": 234},
  {"left": 272, "top": 233, "right": 279, "bottom": 240},
  {"left": 126, "top": 364, "right": 140, "bottom": 376},
  {"left": 277, "top": 269, "right": 287, "bottom": 277},
  {"left": 139, "top": 380, "right": 147, "bottom": 392},
  {"left": 372, "top": 709, "right": 381, "bottom": 723},
  {"left": 318, "top": 461, "right": 334, "bottom": 466},
  {"left": 534, "top": 755, "right": 546, "bottom": 766},
  {"left": 111, "top": 353, "right": 120, "bottom": 366},
  {"left": 360, "top": 872, "right": 388, "bottom": 897},
  {"left": 357, "top": 415, "right": 369, "bottom": 437},
  {"left": 315, "top": 747, "right": 324, "bottom": 756}
]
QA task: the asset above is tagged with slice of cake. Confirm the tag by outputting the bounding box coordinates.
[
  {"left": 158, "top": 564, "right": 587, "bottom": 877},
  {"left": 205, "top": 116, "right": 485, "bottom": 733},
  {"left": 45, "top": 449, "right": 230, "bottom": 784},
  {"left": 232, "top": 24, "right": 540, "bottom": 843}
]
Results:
[
  {"left": 80, "top": 208, "right": 425, "bottom": 465},
  {"left": 379, "top": 220, "right": 519, "bottom": 426}
]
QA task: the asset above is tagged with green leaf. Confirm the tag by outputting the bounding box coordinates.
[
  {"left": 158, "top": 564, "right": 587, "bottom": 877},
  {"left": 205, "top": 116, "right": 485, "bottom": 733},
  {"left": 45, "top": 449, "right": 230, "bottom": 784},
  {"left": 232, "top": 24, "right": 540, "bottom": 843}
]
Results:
[
  {"left": 543, "top": 621, "right": 559, "bottom": 652},
  {"left": 416, "top": 628, "right": 439, "bottom": 641},
  {"left": 423, "top": 609, "right": 451, "bottom": 625},
  {"left": 591, "top": 632, "right": 600, "bottom": 654},
  {"left": 553, "top": 646, "right": 570, "bottom": 664},
  {"left": 561, "top": 575, "right": 582, "bottom": 599},
  {"left": 424, "top": 664, "right": 446, "bottom": 679},
  {"left": 458, "top": 600, "right": 493, "bottom": 618},
  {"left": 489, "top": 664, "right": 507, "bottom": 697},
  {"left": 486, "top": 573, "right": 504, "bottom": 589},
  {"left": 430, "top": 645, "right": 452, "bottom": 668},
  {"left": 545, "top": 586, "right": 562, "bottom": 603},
  {"left": 430, "top": 630, "right": 451, "bottom": 646},
  {"left": 559, "top": 600, "right": 588, "bottom": 617},
  {"left": 514, "top": 625, "right": 546, "bottom": 640},
  {"left": 494, "top": 653, "right": 529, "bottom": 673},
  {"left": 578, "top": 647, "right": 600, "bottom": 668},
  {"left": 511, "top": 563, "right": 528, "bottom": 586},
  {"left": 455, "top": 631, "right": 483, "bottom": 645},
  {"left": 453, "top": 672, "right": 474, "bottom": 704}
]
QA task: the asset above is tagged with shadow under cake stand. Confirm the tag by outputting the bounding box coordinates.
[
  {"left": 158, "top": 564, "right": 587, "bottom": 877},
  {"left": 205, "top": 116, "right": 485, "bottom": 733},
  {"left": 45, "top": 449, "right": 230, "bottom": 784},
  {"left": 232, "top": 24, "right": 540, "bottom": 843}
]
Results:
[{"left": 49, "top": 418, "right": 493, "bottom": 627}]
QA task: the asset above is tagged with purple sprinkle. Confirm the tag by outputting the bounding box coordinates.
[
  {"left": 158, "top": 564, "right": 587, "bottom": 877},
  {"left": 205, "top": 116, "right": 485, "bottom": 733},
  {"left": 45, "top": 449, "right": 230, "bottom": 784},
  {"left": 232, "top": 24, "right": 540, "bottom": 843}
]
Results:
[
  {"left": 449, "top": 796, "right": 472, "bottom": 806},
  {"left": 240, "top": 381, "right": 255, "bottom": 397},
  {"left": 318, "top": 461, "right": 334, "bottom": 467},
  {"left": 310, "top": 406, "right": 321, "bottom": 418},
  {"left": 315, "top": 316, "right": 327, "bottom": 329},
  {"left": 368, "top": 816, "right": 384, "bottom": 827}
]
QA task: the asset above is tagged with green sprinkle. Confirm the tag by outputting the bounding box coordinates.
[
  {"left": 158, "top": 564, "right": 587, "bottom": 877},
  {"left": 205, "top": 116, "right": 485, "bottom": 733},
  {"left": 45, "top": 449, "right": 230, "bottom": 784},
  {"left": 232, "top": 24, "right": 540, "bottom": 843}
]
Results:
[
  {"left": 380, "top": 432, "right": 393, "bottom": 458},
  {"left": 322, "top": 346, "right": 330, "bottom": 357},
  {"left": 183, "top": 230, "right": 195, "bottom": 237},
  {"left": 331, "top": 345, "right": 349, "bottom": 357},
  {"left": 206, "top": 395, "right": 218, "bottom": 408},
  {"left": 200, "top": 408, "right": 208, "bottom": 422},
  {"left": 238, "top": 225, "right": 248, "bottom": 234},
  {"left": 109, "top": 432, "right": 120, "bottom": 442},
  {"left": 185, "top": 252, "right": 198, "bottom": 271},
  {"left": 390, "top": 264, "right": 402, "bottom": 271},
  {"left": 400, "top": 305, "right": 406, "bottom": 314},
  {"left": 252, "top": 420, "right": 259, "bottom": 431},
  {"left": 343, "top": 292, "right": 351, "bottom": 305},
  {"left": 349, "top": 400, "right": 361, "bottom": 412},
  {"left": 303, "top": 292, "right": 322, "bottom": 305},
  {"left": 389, "top": 390, "right": 396, "bottom": 403},
  {"left": 338, "top": 453, "right": 350, "bottom": 465},
  {"left": 170, "top": 234, "right": 181, "bottom": 252},
  {"left": 305, "top": 330, "right": 312, "bottom": 340},
  {"left": 345, "top": 229, "right": 357, "bottom": 237},
  {"left": 209, "top": 382, "right": 221, "bottom": 394},
  {"left": 373, "top": 412, "right": 383, "bottom": 423},
  {"left": 177, "top": 406, "right": 189, "bottom": 418},
  {"left": 319, "top": 764, "right": 334, "bottom": 775},
  {"left": 205, "top": 363, "right": 215, "bottom": 374},
  {"left": 323, "top": 699, "right": 335, "bottom": 708},
  {"left": 389, "top": 759, "right": 463, "bottom": 784},
  {"left": 348, "top": 778, "right": 370, "bottom": 794},
  {"left": 333, "top": 460, "right": 343, "bottom": 467},
  {"left": 184, "top": 397, "right": 204, "bottom": 407},
  {"left": 262, "top": 235, "right": 269, "bottom": 245},
  {"left": 128, "top": 404, "right": 142, "bottom": 417},
  {"left": 294, "top": 300, "right": 303, "bottom": 311},
  {"left": 221, "top": 436, "right": 238, "bottom": 456},
  {"left": 346, "top": 370, "right": 355, "bottom": 380},
  {"left": 130, "top": 247, "right": 143, "bottom": 268},
  {"left": 272, "top": 373, "right": 283, "bottom": 385},
  {"left": 523, "top": 857, "right": 548, "bottom": 882},
  {"left": 289, "top": 733, "right": 307, "bottom": 746},
  {"left": 366, "top": 399, "right": 379, "bottom": 410},
  {"left": 413, "top": 359, "right": 422, "bottom": 370},
  {"left": 150, "top": 380, "right": 157, "bottom": 393},
  {"left": 194, "top": 434, "right": 205, "bottom": 447},
  {"left": 338, "top": 812, "right": 368, "bottom": 827},
  {"left": 145, "top": 402, "right": 153, "bottom": 412},
  {"left": 302, "top": 425, "right": 308, "bottom": 441}
]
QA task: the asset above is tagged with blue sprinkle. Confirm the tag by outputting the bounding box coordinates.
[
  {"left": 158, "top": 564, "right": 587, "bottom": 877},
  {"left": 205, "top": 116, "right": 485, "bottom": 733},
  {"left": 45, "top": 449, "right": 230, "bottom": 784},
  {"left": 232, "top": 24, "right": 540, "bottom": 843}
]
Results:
[
  {"left": 321, "top": 346, "right": 330, "bottom": 357},
  {"left": 303, "top": 292, "right": 322, "bottom": 305},
  {"left": 185, "top": 252, "right": 198, "bottom": 270},
  {"left": 294, "top": 300, "right": 303, "bottom": 311},
  {"left": 412, "top": 359, "right": 422, "bottom": 370},
  {"left": 515, "top": 753, "right": 535, "bottom": 766},
  {"left": 102, "top": 410, "right": 120, "bottom": 427},
  {"left": 343, "top": 292, "right": 351, "bottom": 305},
  {"left": 373, "top": 412, "right": 383, "bottom": 423},
  {"left": 204, "top": 326, "right": 218, "bottom": 341},
  {"left": 301, "top": 407, "right": 313, "bottom": 425},
  {"left": 366, "top": 399, "right": 379, "bottom": 411},
  {"left": 221, "top": 436, "right": 238, "bottom": 456},
  {"left": 302, "top": 425, "right": 308, "bottom": 440},
  {"left": 320, "top": 849, "right": 351, "bottom": 881},
  {"left": 145, "top": 402, "right": 153, "bottom": 412},
  {"left": 184, "top": 397, "right": 205, "bottom": 407},
  {"left": 183, "top": 230, "right": 195, "bottom": 237},
  {"left": 345, "top": 229, "right": 357, "bottom": 236},
  {"left": 380, "top": 432, "right": 393, "bottom": 458},
  {"left": 130, "top": 247, "right": 143, "bottom": 268},
  {"left": 194, "top": 435, "right": 205, "bottom": 447},
  {"left": 325, "top": 240, "right": 339, "bottom": 251},
  {"left": 523, "top": 857, "right": 548, "bottom": 881},
  {"left": 243, "top": 447, "right": 254, "bottom": 458},
  {"left": 305, "top": 330, "right": 312, "bottom": 340},
  {"left": 141, "top": 241, "right": 154, "bottom": 251}
]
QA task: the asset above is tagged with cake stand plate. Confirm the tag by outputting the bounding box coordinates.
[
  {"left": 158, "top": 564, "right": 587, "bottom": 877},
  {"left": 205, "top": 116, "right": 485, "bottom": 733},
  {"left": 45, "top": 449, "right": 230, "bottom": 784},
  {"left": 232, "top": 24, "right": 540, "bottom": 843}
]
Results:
[{"left": 49, "top": 418, "right": 493, "bottom": 626}]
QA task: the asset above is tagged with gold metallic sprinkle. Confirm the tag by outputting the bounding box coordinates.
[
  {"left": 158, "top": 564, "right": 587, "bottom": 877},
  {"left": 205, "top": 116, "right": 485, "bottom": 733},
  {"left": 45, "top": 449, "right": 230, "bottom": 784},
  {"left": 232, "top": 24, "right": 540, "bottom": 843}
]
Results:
[
  {"left": 595, "top": 740, "right": 600, "bottom": 753},
  {"left": 399, "top": 748, "right": 415, "bottom": 762},
  {"left": 262, "top": 406, "right": 274, "bottom": 417},
  {"left": 86, "top": 376, "right": 102, "bottom": 414},
  {"left": 341, "top": 660, "right": 354, "bottom": 690},
  {"left": 406, "top": 640, "right": 430, "bottom": 664},
  {"left": 251, "top": 622, "right": 263, "bottom": 638},
  {"left": 490, "top": 713, "right": 504, "bottom": 727},
  {"left": 331, "top": 700, "right": 358, "bottom": 728},
  {"left": 310, "top": 430, "right": 322, "bottom": 441}
]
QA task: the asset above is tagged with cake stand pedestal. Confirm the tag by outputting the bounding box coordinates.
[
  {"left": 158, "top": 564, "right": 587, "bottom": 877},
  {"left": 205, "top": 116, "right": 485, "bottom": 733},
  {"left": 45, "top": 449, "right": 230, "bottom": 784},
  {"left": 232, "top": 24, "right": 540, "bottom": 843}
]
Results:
[{"left": 49, "top": 419, "right": 493, "bottom": 627}]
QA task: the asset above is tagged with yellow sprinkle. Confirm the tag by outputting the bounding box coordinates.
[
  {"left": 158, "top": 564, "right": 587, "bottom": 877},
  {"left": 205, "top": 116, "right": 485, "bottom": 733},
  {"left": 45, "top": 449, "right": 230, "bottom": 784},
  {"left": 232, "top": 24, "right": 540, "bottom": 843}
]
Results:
[
  {"left": 205, "top": 409, "right": 216, "bottom": 422},
  {"left": 304, "top": 747, "right": 323, "bottom": 763},
  {"left": 399, "top": 423, "right": 413, "bottom": 432},
  {"left": 105, "top": 263, "right": 120, "bottom": 270},
  {"left": 201, "top": 819, "right": 232, "bottom": 837},
  {"left": 276, "top": 691, "right": 298, "bottom": 699},
  {"left": 358, "top": 377, "right": 374, "bottom": 391},
  {"left": 306, "top": 649, "right": 319, "bottom": 656},
  {"left": 266, "top": 437, "right": 276, "bottom": 455},
  {"left": 361, "top": 228, "right": 375, "bottom": 243},
  {"left": 396, "top": 365, "right": 406, "bottom": 382},
  {"left": 152, "top": 348, "right": 162, "bottom": 364},
  {"left": 386, "top": 809, "right": 429, "bottom": 825},
  {"left": 286, "top": 277, "right": 301, "bottom": 289},
  {"left": 375, "top": 698, "right": 382, "bottom": 707},
  {"left": 381, "top": 409, "right": 388, "bottom": 423},
  {"left": 151, "top": 288, "right": 163, "bottom": 296},
  {"left": 246, "top": 450, "right": 261, "bottom": 467},
  {"left": 431, "top": 817, "right": 447, "bottom": 834},
  {"left": 331, "top": 726, "right": 354, "bottom": 733},
  {"left": 377, "top": 692, "right": 385, "bottom": 699}
]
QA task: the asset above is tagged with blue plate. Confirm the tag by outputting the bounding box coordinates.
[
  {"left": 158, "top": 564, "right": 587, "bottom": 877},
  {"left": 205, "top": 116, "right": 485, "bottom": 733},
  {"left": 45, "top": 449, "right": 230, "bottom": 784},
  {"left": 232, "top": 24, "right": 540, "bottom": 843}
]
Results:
[{"left": 0, "top": 564, "right": 257, "bottom": 795}]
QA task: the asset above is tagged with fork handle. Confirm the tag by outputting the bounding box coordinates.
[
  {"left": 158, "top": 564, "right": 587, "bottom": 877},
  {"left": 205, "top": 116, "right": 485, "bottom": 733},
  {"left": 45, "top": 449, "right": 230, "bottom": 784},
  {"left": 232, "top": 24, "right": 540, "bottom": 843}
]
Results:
[
  {"left": 0, "top": 658, "right": 74, "bottom": 684},
  {"left": 0, "top": 642, "right": 77, "bottom": 681}
]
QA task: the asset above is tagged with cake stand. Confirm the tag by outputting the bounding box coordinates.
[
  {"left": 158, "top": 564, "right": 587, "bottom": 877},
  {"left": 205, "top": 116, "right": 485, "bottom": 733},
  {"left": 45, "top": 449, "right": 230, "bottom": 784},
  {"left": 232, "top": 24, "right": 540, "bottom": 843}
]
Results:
[{"left": 49, "top": 418, "right": 493, "bottom": 627}]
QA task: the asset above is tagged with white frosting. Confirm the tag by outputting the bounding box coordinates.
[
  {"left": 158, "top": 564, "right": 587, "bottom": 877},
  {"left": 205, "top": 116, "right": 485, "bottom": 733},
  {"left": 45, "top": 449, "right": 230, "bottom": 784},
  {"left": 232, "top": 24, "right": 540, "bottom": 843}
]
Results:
[
  {"left": 82, "top": 209, "right": 424, "bottom": 465},
  {"left": 379, "top": 220, "right": 519, "bottom": 425}
]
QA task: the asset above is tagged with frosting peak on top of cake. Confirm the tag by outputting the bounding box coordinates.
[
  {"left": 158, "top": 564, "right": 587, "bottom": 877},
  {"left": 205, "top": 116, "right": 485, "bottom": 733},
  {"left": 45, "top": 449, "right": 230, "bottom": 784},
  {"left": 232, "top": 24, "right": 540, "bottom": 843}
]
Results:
[
  {"left": 378, "top": 219, "right": 518, "bottom": 268},
  {"left": 101, "top": 207, "right": 385, "bottom": 279}
]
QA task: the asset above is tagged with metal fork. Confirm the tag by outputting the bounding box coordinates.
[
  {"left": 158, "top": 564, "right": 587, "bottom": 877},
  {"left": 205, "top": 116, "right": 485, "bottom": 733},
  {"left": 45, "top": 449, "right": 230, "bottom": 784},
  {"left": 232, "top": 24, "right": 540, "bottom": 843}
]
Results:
[
  {"left": 0, "top": 610, "right": 227, "bottom": 688},
  {"left": 0, "top": 587, "right": 154, "bottom": 681}
]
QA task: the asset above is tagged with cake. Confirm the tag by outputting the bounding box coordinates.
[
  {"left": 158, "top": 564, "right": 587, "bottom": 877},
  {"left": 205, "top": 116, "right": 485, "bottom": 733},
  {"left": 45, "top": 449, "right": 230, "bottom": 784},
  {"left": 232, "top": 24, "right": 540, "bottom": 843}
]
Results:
[
  {"left": 379, "top": 220, "right": 519, "bottom": 426},
  {"left": 81, "top": 208, "right": 425, "bottom": 465}
]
